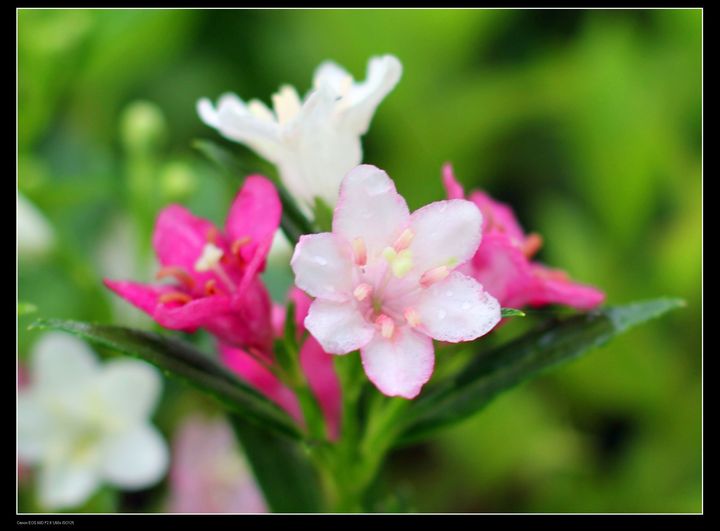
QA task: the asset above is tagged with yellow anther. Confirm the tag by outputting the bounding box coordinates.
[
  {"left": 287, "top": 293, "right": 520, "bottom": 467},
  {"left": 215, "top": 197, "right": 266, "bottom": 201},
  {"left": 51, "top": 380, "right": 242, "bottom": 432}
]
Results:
[
  {"left": 393, "top": 228, "right": 414, "bottom": 251},
  {"left": 353, "top": 283, "right": 372, "bottom": 302},
  {"left": 376, "top": 314, "right": 395, "bottom": 339},
  {"left": 195, "top": 243, "right": 224, "bottom": 272},
  {"left": 404, "top": 308, "right": 421, "bottom": 328},
  {"left": 352, "top": 237, "right": 367, "bottom": 266}
]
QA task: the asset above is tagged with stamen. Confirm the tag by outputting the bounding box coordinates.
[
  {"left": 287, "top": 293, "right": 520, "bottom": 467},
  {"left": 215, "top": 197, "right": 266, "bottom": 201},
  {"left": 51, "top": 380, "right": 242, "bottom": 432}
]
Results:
[
  {"left": 383, "top": 246, "right": 413, "bottom": 278},
  {"left": 204, "top": 279, "right": 219, "bottom": 295},
  {"left": 195, "top": 243, "right": 224, "bottom": 272},
  {"left": 404, "top": 308, "right": 421, "bottom": 328},
  {"left": 352, "top": 237, "right": 367, "bottom": 266},
  {"left": 376, "top": 314, "right": 395, "bottom": 339},
  {"left": 353, "top": 283, "right": 373, "bottom": 302},
  {"left": 521, "top": 233, "right": 543, "bottom": 258},
  {"left": 156, "top": 266, "right": 195, "bottom": 290},
  {"left": 231, "top": 236, "right": 252, "bottom": 256},
  {"left": 393, "top": 228, "right": 414, "bottom": 251},
  {"left": 158, "top": 291, "right": 193, "bottom": 305},
  {"left": 420, "top": 265, "right": 449, "bottom": 288}
]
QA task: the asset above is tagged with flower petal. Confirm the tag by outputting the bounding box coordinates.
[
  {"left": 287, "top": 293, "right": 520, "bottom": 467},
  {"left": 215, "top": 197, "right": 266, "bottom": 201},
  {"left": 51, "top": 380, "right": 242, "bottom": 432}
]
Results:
[
  {"left": 360, "top": 327, "right": 434, "bottom": 399},
  {"left": 38, "top": 461, "right": 100, "bottom": 510},
  {"left": 339, "top": 54, "right": 403, "bottom": 134},
  {"left": 212, "top": 94, "right": 282, "bottom": 162},
  {"left": 441, "top": 163, "right": 466, "bottom": 200},
  {"left": 468, "top": 190, "right": 526, "bottom": 243},
  {"left": 304, "top": 299, "right": 375, "bottom": 355},
  {"left": 290, "top": 233, "right": 355, "bottom": 301},
  {"left": 31, "top": 332, "right": 99, "bottom": 391},
  {"left": 220, "top": 344, "right": 301, "bottom": 422},
  {"left": 100, "top": 424, "right": 169, "bottom": 489},
  {"left": 224, "top": 175, "right": 282, "bottom": 271},
  {"left": 530, "top": 265, "right": 606, "bottom": 310},
  {"left": 18, "top": 391, "right": 51, "bottom": 463},
  {"left": 152, "top": 204, "right": 219, "bottom": 274},
  {"left": 97, "top": 359, "right": 162, "bottom": 422},
  {"left": 416, "top": 272, "right": 501, "bottom": 342},
  {"left": 333, "top": 165, "right": 410, "bottom": 258},
  {"left": 300, "top": 337, "right": 342, "bottom": 440},
  {"left": 409, "top": 199, "right": 482, "bottom": 274},
  {"left": 153, "top": 294, "right": 232, "bottom": 330},
  {"left": 103, "top": 279, "right": 168, "bottom": 317}
]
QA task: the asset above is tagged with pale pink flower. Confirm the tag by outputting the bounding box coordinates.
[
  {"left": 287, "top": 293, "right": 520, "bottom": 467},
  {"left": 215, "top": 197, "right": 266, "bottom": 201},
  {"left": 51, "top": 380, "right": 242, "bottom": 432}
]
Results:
[
  {"left": 291, "top": 165, "right": 501, "bottom": 399},
  {"left": 442, "top": 164, "right": 605, "bottom": 310},
  {"left": 105, "top": 176, "right": 280, "bottom": 353},
  {"left": 167, "top": 414, "right": 266, "bottom": 513}
]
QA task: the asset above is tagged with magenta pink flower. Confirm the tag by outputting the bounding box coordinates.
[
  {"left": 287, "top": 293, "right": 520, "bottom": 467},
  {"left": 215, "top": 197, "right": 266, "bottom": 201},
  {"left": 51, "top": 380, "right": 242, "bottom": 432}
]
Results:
[
  {"left": 221, "top": 287, "right": 342, "bottom": 439},
  {"left": 291, "top": 165, "right": 501, "bottom": 399},
  {"left": 105, "top": 176, "right": 281, "bottom": 353},
  {"left": 167, "top": 414, "right": 267, "bottom": 513},
  {"left": 442, "top": 164, "right": 605, "bottom": 310}
]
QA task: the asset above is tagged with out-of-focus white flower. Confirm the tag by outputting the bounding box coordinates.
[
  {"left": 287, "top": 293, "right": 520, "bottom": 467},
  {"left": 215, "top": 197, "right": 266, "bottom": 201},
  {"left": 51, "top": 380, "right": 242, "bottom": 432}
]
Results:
[
  {"left": 197, "top": 55, "right": 402, "bottom": 211},
  {"left": 18, "top": 333, "right": 168, "bottom": 509},
  {"left": 17, "top": 193, "right": 54, "bottom": 259}
]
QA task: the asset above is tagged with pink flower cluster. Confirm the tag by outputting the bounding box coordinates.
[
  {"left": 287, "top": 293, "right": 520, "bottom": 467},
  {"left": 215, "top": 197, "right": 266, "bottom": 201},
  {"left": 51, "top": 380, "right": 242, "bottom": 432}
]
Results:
[{"left": 106, "top": 164, "right": 603, "bottom": 423}]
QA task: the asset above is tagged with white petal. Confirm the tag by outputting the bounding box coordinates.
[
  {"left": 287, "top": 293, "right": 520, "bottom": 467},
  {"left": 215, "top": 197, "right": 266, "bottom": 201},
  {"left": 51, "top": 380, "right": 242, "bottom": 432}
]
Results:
[
  {"left": 305, "top": 299, "right": 375, "bottom": 355},
  {"left": 18, "top": 391, "right": 51, "bottom": 463},
  {"left": 340, "top": 54, "right": 403, "bottom": 134},
  {"left": 32, "top": 332, "right": 99, "bottom": 392},
  {"left": 360, "top": 327, "right": 434, "bottom": 399},
  {"left": 38, "top": 461, "right": 99, "bottom": 510},
  {"left": 291, "top": 233, "right": 355, "bottom": 301},
  {"left": 97, "top": 359, "right": 162, "bottom": 422},
  {"left": 409, "top": 199, "right": 482, "bottom": 274},
  {"left": 333, "top": 165, "right": 410, "bottom": 258},
  {"left": 416, "top": 272, "right": 501, "bottom": 342},
  {"left": 18, "top": 193, "right": 54, "bottom": 258},
  {"left": 101, "top": 424, "right": 169, "bottom": 489},
  {"left": 313, "top": 60, "right": 353, "bottom": 94},
  {"left": 197, "top": 98, "right": 220, "bottom": 128}
]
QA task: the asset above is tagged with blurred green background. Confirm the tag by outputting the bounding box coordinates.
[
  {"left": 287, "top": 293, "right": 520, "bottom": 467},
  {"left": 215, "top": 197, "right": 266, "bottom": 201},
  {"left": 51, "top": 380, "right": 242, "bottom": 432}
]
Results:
[{"left": 18, "top": 9, "right": 701, "bottom": 513}]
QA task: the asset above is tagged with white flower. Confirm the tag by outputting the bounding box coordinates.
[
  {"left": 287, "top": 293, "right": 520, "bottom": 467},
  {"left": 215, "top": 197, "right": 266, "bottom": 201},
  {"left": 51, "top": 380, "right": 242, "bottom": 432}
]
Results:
[
  {"left": 18, "top": 193, "right": 54, "bottom": 259},
  {"left": 18, "top": 332, "right": 168, "bottom": 509},
  {"left": 197, "top": 55, "right": 402, "bottom": 211}
]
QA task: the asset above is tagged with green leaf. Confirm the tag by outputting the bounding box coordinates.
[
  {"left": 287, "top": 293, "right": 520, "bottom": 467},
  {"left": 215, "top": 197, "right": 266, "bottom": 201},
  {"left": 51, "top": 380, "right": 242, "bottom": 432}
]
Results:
[
  {"left": 30, "top": 319, "right": 302, "bottom": 440},
  {"left": 312, "top": 197, "right": 334, "bottom": 233},
  {"left": 231, "top": 415, "right": 323, "bottom": 513},
  {"left": 501, "top": 307, "right": 526, "bottom": 318},
  {"left": 193, "top": 138, "right": 314, "bottom": 245},
  {"left": 398, "top": 298, "right": 685, "bottom": 444}
]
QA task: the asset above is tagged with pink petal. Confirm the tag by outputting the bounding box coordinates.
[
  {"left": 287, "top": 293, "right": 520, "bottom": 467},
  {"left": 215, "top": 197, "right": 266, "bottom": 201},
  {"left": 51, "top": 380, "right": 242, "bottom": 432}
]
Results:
[
  {"left": 416, "top": 272, "right": 501, "bottom": 342},
  {"left": 289, "top": 287, "right": 313, "bottom": 332},
  {"left": 468, "top": 233, "right": 537, "bottom": 308},
  {"left": 290, "top": 233, "right": 355, "bottom": 302},
  {"left": 332, "top": 165, "right": 410, "bottom": 258},
  {"left": 304, "top": 299, "right": 375, "bottom": 355},
  {"left": 441, "top": 163, "right": 466, "bottom": 200},
  {"left": 152, "top": 205, "right": 221, "bottom": 275},
  {"left": 468, "top": 191, "right": 526, "bottom": 243},
  {"left": 154, "top": 294, "right": 233, "bottom": 331},
  {"left": 104, "top": 279, "right": 168, "bottom": 317},
  {"left": 220, "top": 344, "right": 301, "bottom": 422},
  {"left": 299, "top": 337, "right": 342, "bottom": 440},
  {"left": 409, "top": 199, "right": 482, "bottom": 274},
  {"left": 360, "top": 327, "right": 434, "bottom": 399},
  {"left": 224, "top": 175, "right": 281, "bottom": 270},
  {"left": 529, "top": 265, "right": 605, "bottom": 310}
]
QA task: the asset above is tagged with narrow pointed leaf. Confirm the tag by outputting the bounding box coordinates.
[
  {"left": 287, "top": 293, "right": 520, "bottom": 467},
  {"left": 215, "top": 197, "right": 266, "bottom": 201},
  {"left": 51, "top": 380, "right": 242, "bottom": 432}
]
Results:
[
  {"left": 398, "top": 298, "right": 685, "bottom": 444},
  {"left": 231, "top": 416, "right": 323, "bottom": 513},
  {"left": 30, "top": 319, "right": 302, "bottom": 440}
]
